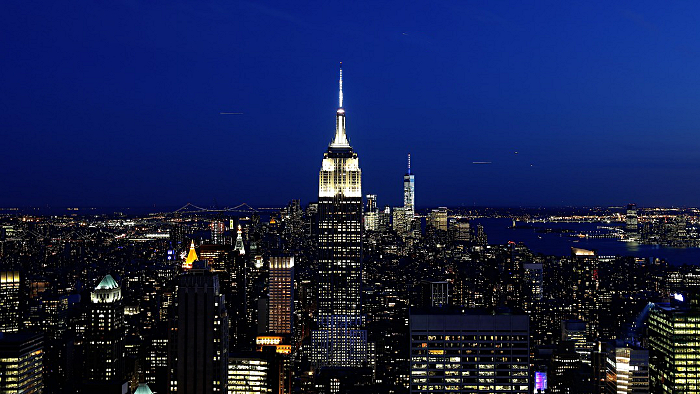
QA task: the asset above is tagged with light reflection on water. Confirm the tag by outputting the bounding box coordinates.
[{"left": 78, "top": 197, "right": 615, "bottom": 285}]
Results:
[{"left": 473, "top": 218, "right": 700, "bottom": 265}]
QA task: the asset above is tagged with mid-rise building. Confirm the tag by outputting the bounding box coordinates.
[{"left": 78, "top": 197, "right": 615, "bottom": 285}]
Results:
[
  {"left": 429, "top": 208, "right": 448, "bottom": 232},
  {"left": 0, "top": 332, "right": 43, "bottom": 393},
  {"left": 228, "top": 354, "right": 275, "bottom": 394},
  {"left": 419, "top": 281, "right": 450, "bottom": 308},
  {"left": 605, "top": 346, "right": 649, "bottom": 394},
  {"left": 561, "top": 319, "right": 593, "bottom": 364},
  {"left": 409, "top": 308, "right": 530, "bottom": 393}
]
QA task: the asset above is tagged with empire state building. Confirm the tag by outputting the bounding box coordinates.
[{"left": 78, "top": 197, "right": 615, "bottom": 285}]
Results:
[{"left": 311, "top": 64, "right": 368, "bottom": 368}]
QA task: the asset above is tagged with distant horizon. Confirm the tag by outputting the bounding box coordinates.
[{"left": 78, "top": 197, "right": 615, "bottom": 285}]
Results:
[{"left": 0, "top": 202, "right": 695, "bottom": 217}]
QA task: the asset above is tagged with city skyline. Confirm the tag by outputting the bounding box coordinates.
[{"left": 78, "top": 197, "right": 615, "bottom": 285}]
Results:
[{"left": 4, "top": 2, "right": 700, "bottom": 208}]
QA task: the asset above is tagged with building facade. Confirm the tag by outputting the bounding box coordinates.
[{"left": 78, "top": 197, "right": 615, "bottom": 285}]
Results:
[
  {"left": 268, "top": 256, "right": 294, "bottom": 334},
  {"left": 0, "top": 332, "right": 43, "bottom": 393},
  {"left": 0, "top": 271, "right": 20, "bottom": 333},
  {"left": 311, "top": 65, "right": 368, "bottom": 368},
  {"left": 169, "top": 267, "right": 229, "bottom": 393},
  {"left": 649, "top": 301, "right": 700, "bottom": 393},
  {"left": 84, "top": 275, "right": 127, "bottom": 392},
  {"left": 409, "top": 308, "right": 530, "bottom": 393}
]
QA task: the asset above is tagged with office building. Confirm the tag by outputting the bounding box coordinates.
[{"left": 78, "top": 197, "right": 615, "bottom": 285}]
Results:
[
  {"left": 561, "top": 319, "right": 593, "bottom": 364},
  {"left": 211, "top": 220, "right": 226, "bottom": 245},
  {"left": 453, "top": 219, "right": 470, "bottom": 241},
  {"left": 605, "top": 346, "right": 649, "bottom": 394},
  {"left": 649, "top": 300, "right": 700, "bottom": 393},
  {"left": 169, "top": 264, "right": 229, "bottom": 393},
  {"left": 0, "top": 271, "right": 20, "bottom": 333},
  {"left": 269, "top": 256, "right": 294, "bottom": 334},
  {"left": 429, "top": 208, "right": 448, "bottom": 232},
  {"left": 571, "top": 248, "right": 600, "bottom": 339},
  {"left": 419, "top": 281, "right": 451, "bottom": 308},
  {"left": 523, "top": 263, "right": 543, "bottom": 313},
  {"left": 548, "top": 341, "right": 584, "bottom": 394},
  {"left": 626, "top": 204, "right": 638, "bottom": 234},
  {"left": 228, "top": 354, "right": 275, "bottom": 394},
  {"left": 409, "top": 308, "right": 530, "bottom": 393},
  {"left": 392, "top": 207, "right": 410, "bottom": 238},
  {"left": 312, "top": 64, "right": 368, "bottom": 368},
  {"left": 364, "top": 194, "right": 379, "bottom": 232},
  {"left": 0, "top": 332, "right": 43, "bottom": 393},
  {"left": 84, "top": 274, "right": 128, "bottom": 393}
]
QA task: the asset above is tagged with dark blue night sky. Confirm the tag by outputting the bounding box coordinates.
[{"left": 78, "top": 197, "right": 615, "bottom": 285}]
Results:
[{"left": 3, "top": 1, "right": 700, "bottom": 208}]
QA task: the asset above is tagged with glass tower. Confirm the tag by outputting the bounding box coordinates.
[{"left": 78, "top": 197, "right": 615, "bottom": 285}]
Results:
[
  {"left": 312, "top": 64, "right": 368, "bottom": 368},
  {"left": 404, "top": 153, "right": 415, "bottom": 217}
]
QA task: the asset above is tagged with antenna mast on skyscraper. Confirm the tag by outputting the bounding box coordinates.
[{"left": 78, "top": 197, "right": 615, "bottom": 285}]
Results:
[{"left": 339, "top": 62, "right": 343, "bottom": 108}]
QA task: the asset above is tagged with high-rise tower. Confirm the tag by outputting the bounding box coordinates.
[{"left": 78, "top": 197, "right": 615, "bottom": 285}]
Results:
[
  {"left": 169, "top": 264, "right": 229, "bottom": 393},
  {"left": 84, "top": 275, "right": 127, "bottom": 392},
  {"left": 312, "top": 64, "right": 368, "bottom": 368},
  {"left": 0, "top": 271, "right": 20, "bottom": 333},
  {"left": 404, "top": 153, "right": 415, "bottom": 217}
]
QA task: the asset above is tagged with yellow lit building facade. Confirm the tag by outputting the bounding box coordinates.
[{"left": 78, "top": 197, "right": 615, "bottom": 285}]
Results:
[{"left": 649, "top": 301, "right": 700, "bottom": 393}]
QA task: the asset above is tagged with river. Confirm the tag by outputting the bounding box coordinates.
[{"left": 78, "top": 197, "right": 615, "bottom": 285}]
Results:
[{"left": 473, "top": 218, "right": 700, "bottom": 265}]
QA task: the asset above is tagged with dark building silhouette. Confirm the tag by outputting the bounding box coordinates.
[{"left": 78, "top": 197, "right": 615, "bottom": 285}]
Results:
[{"left": 169, "top": 262, "right": 228, "bottom": 393}]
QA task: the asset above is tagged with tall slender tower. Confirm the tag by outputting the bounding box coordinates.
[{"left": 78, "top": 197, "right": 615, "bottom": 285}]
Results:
[
  {"left": 404, "top": 154, "right": 415, "bottom": 217},
  {"left": 312, "top": 64, "right": 368, "bottom": 368}
]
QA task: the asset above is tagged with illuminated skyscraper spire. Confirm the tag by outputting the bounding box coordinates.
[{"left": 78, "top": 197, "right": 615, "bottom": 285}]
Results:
[
  {"left": 331, "top": 62, "right": 349, "bottom": 148},
  {"left": 339, "top": 62, "right": 343, "bottom": 108},
  {"left": 183, "top": 240, "right": 198, "bottom": 269},
  {"left": 407, "top": 153, "right": 411, "bottom": 175}
]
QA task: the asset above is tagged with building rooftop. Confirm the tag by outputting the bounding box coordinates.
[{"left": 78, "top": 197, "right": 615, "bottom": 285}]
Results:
[{"left": 95, "top": 274, "right": 119, "bottom": 290}]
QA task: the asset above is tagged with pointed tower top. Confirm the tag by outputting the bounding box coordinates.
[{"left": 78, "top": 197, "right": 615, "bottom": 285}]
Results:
[
  {"left": 330, "top": 63, "right": 350, "bottom": 148},
  {"left": 339, "top": 62, "right": 343, "bottom": 109},
  {"left": 183, "top": 240, "right": 198, "bottom": 269},
  {"left": 134, "top": 383, "right": 154, "bottom": 394},
  {"left": 96, "top": 274, "right": 119, "bottom": 290},
  {"left": 407, "top": 153, "right": 411, "bottom": 174}
]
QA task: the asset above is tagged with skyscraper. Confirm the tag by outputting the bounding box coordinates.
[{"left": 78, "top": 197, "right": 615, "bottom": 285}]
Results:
[
  {"left": 169, "top": 264, "right": 229, "bottom": 393},
  {"left": 404, "top": 154, "right": 415, "bottom": 217},
  {"left": 0, "top": 271, "right": 20, "bottom": 333},
  {"left": 649, "top": 299, "right": 700, "bottom": 393},
  {"left": 268, "top": 256, "right": 294, "bottom": 334},
  {"left": 364, "top": 194, "right": 379, "bottom": 232},
  {"left": 311, "top": 64, "right": 368, "bottom": 368},
  {"left": 84, "top": 274, "right": 127, "bottom": 393}
]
